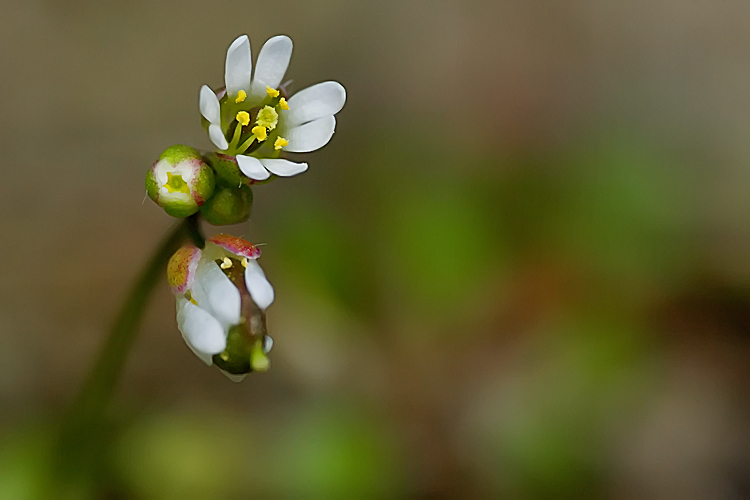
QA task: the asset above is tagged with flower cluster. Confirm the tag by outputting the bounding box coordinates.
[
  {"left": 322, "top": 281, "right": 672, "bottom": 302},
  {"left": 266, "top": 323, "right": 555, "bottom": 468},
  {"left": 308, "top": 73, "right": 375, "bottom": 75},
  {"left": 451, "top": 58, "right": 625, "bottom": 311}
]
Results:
[{"left": 146, "top": 34, "right": 346, "bottom": 379}]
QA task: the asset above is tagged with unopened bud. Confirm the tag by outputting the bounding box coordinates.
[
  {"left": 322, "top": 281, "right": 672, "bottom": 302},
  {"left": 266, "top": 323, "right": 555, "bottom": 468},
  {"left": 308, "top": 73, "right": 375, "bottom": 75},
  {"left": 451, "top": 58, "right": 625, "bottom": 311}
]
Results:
[
  {"left": 146, "top": 145, "right": 215, "bottom": 218},
  {"left": 199, "top": 184, "right": 253, "bottom": 225},
  {"left": 203, "top": 152, "right": 242, "bottom": 187}
]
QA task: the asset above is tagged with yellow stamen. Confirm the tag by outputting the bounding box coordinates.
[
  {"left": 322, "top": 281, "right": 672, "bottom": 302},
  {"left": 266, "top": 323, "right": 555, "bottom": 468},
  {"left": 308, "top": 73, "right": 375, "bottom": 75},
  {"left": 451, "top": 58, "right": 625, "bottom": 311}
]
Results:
[
  {"left": 241, "top": 257, "right": 250, "bottom": 268},
  {"left": 220, "top": 257, "right": 233, "bottom": 269},
  {"left": 236, "top": 111, "right": 250, "bottom": 126},
  {"left": 274, "top": 137, "right": 288, "bottom": 150},
  {"left": 235, "top": 90, "right": 247, "bottom": 103},
  {"left": 266, "top": 86, "right": 280, "bottom": 98},
  {"left": 252, "top": 125, "right": 268, "bottom": 141},
  {"left": 278, "top": 97, "right": 290, "bottom": 110},
  {"left": 189, "top": 297, "right": 198, "bottom": 305}
]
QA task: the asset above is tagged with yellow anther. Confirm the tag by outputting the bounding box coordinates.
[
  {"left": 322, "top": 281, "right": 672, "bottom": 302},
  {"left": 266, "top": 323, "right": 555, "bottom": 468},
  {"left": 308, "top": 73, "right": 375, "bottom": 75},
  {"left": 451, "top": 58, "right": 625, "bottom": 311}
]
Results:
[
  {"left": 235, "top": 90, "right": 247, "bottom": 103},
  {"left": 274, "top": 137, "right": 288, "bottom": 150},
  {"left": 266, "top": 86, "right": 280, "bottom": 98},
  {"left": 236, "top": 111, "right": 251, "bottom": 126},
  {"left": 255, "top": 106, "right": 279, "bottom": 130},
  {"left": 241, "top": 257, "right": 250, "bottom": 268},
  {"left": 220, "top": 352, "right": 230, "bottom": 361},
  {"left": 252, "top": 125, "right": 268, "bottom": 141},
  {"left": 220, "top": 257, "right": 233, "bottom": 269},
  {"left": 278, "top": 97, "right": 290, "bottom": 110},
  {"left": 189, "top": 297, "right": 198, "bottom": 306}
]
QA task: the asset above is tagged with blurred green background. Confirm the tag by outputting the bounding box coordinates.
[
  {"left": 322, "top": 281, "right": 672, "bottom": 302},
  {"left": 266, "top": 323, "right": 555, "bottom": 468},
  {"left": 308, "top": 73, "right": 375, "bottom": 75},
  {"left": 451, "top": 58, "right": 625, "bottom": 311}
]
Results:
[{"left": 1, "top": 0, "right": 750, "bottom": 498}]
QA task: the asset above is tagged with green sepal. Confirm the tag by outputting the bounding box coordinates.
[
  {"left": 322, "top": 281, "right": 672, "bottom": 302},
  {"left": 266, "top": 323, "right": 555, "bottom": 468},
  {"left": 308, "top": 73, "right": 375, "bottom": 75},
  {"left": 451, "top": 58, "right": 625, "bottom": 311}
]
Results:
[
  {"left": 163, "top": 199, "right": 199, "bottom": 218},
  {"left": 193, "top": 162, "right": 216, "bottom": 203},
  {"left": 145, "top": 168, "right": 159, "bottom": 202},
  {"left": 212, "top": 325, "right": 253, "bottom": 375},
  {"left": 199, "top": 185, "right": 253, "bottom": 225},
  {"left": 203, "top": 152, "right": 242, "bottom": 188},
  {"left": 159, "top": 144, "right": 201, "bottom": 164}
]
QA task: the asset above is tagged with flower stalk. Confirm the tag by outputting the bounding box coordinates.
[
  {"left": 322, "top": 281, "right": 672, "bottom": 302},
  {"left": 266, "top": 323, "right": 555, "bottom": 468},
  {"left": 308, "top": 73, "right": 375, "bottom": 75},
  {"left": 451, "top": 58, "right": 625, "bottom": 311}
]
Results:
[{"left": 53, "top": 215, "right": 205, "bottom": 490}]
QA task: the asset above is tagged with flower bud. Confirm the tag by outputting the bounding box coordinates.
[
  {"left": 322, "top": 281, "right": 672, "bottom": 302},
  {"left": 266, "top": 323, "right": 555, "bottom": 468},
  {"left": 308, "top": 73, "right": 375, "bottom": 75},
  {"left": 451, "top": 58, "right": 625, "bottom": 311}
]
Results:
[
  {"left": 199, "top": 185, "right": 253, "bottom": 225},
  {"left": 204, "top": 152, "right": 242, "bottom": 187},
  {"left": 146, "top": 145, "right": 215, "bottom": 218},
  {"left": 168, "top": 235, "right": 274, "bottom": 380}
]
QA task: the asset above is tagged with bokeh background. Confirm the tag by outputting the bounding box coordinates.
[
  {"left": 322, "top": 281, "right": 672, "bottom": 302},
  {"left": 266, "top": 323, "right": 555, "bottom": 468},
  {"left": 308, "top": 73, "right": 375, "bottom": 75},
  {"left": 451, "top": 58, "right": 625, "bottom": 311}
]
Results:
[{"left": 2, "top": 0, "right": 750, "bottom": 498}]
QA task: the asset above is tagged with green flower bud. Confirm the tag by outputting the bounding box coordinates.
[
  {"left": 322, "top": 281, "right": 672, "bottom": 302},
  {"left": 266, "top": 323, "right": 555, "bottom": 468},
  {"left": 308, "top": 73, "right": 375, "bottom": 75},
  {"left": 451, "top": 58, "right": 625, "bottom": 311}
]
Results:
[
  {"left": 203, "top": 152, "right": 242, "bottom": 188},
  {"left": 199, "top": 184, "right": 253, "bottom": 225},
  {"left": 146, "top": 145, "right": 215, "bottom": 218}
]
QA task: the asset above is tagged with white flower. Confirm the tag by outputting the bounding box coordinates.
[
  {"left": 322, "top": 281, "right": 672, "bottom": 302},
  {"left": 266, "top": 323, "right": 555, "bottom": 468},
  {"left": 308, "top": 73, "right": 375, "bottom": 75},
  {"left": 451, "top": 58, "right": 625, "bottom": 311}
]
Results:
[
  {"left": 167, "top": 234, "right": 274, "bottom": 378},
  {"left": 198, "top": 34, "right": 346, "bottom": 181}
]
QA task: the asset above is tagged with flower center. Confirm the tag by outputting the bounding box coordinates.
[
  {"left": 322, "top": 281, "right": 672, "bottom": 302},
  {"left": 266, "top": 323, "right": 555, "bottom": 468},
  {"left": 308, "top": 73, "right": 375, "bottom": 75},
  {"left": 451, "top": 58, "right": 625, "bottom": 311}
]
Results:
[
  {"left": 164, "top": 172, "right": 190, "bottom": 194},
  {"left": 255, "top": 106, "right": 279, "bottom": 130},
  {"left": 220, "top": 89, "right": 290, "bottom": 156}
]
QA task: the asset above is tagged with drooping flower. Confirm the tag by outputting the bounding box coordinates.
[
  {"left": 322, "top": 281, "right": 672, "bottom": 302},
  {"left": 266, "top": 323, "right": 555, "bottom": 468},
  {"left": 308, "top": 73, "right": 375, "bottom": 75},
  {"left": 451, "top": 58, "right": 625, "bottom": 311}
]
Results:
[
  {"left": 145, "top": 145, "right": 215, "bottom": 218},
  {"left": 198, "top": 34, "right": 346, "bottom": 181},
  {"left": 167, "top": 234, "right": 275, "bottom": 380}
]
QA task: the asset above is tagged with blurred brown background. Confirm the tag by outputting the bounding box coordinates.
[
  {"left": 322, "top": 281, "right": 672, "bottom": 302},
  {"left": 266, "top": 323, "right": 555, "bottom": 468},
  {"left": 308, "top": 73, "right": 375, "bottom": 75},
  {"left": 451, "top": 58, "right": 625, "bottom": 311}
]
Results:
[{"left": 2, "top": 0, "right": 750, "bottom": 498}]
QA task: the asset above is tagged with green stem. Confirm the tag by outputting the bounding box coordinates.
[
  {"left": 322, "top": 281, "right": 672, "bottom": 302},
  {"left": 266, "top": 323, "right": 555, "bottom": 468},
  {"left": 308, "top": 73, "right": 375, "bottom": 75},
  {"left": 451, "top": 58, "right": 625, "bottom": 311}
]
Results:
[
  {"left": 227, "top": 121, "right": 244, "bottom": 154},
  {"left": 53, "top": 215, "right": 205, "bottom": 490},
  {"left": 236, "top": 134, "right": 258, "bottom": 154}
]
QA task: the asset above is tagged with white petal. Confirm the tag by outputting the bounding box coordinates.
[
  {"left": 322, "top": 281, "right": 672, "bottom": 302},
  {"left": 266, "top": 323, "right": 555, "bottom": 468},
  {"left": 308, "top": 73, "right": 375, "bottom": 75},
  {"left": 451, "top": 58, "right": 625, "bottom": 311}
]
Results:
[
  {"left": 225, "top": 35, "right": 252, "bottom": 97},
  {"left": 285, "top": 81, "right": 346, "bottom": 126},
  {"left": 263, "top": 335, "right": 274, "bottom": 353},
  {"left": 183, "top": 336, "right": 214, "bottom": 365},
  {"left": 194, "top": 261, "right": 241, "bottom": 327},
  {"left": 283, "top": 115, "right": 336, "bottom": 153},
  {"left": 179, "top": 300, "right": 227, "bottom": 355},
  {"left": 259, "top": 159, "right": 308, "bottom": 177},
  {"left": 250, "top": 35, "right": 293, "bottom": 98},
  {"left": 208, "top": 124, "right": 228, "bottom": 150},
  {"left": 236, "top": 155, "right": 271, "bottom": 180},
  {"left": 153, "top": 158, "right": 171, "bottom": 185},
  {"left": 199, "top": 85, "right": 221, "bottom": 124},
  {"left": 244, "top": 260, "right": 275, "bottom": 310}
]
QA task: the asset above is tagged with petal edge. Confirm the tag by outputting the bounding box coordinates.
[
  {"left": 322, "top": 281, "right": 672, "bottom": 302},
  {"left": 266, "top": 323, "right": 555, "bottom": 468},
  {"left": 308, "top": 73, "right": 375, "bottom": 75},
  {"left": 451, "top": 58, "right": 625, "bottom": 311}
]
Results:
[
  {"left": 250, "top": 35, "right": 293, "bottom": 98},
  {"left": 236, "top": 155, "right": 271, "bottom": 180},
  {"left": 283, "top": 115, "right": 336, "bottom": 153},
  {"left": 260, "top": 159, "right": 308, "bottom": 177},
  {"left": 285, "top": 81, "right": 346, "bottom": 126},
  {"left": 225, "top": 35, "right": 252, "bottom": 97}
]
